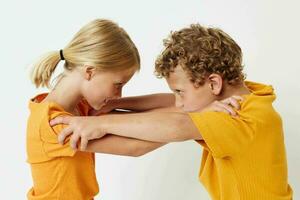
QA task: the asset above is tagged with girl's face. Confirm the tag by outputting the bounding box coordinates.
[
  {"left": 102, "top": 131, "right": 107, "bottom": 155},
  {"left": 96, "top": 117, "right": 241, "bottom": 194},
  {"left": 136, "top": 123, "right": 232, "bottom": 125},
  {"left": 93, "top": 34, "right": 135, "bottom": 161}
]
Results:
[{"left": 80, "top": 66, "right": 136, "bottom": 110}]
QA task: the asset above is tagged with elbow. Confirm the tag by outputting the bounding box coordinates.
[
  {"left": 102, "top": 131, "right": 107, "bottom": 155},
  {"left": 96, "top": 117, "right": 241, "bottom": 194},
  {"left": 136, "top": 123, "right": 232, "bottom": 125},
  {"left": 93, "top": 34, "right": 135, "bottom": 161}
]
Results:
[
  {"left": 121, "top": 143, "right": 149, "bottom": 157},
  {"left": 126, "top": 142, "right": 162, "bottom": 157},
  {"left": 130, "top": 151, "right": 146, "bottom": 157},
  {"left": 170, "top": 113, "right": 192, "bottom": 141},
  {"left": 123, "top": 149, "right": 146, "bottom": 157}
]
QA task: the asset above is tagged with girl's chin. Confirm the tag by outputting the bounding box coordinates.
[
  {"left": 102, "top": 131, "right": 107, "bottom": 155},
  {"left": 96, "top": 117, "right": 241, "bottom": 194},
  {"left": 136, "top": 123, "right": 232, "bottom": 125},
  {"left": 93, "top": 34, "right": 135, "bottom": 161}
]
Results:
[
  {"left": 93, "top": 102, "right": 106, "bottom": 110},
  {"left": 89, "top": 97, "right": 110, "bottom": 110}
]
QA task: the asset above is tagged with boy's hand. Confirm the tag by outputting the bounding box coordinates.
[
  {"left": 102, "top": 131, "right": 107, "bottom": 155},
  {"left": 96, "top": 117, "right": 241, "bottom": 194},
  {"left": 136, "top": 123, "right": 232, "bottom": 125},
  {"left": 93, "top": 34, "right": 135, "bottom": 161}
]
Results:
[
  {"left": 50, "top": 116, "right": 106, "bottom": 151},
  {"left": 201, "top": 96, "right": 243, "bottom": 116}
]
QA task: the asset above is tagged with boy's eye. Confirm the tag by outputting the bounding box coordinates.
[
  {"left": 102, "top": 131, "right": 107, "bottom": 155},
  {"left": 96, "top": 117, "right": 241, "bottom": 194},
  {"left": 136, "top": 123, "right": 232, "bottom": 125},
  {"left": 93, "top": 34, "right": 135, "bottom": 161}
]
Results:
[{"left": 174, "top": 89, "right": 184, "bottom": 95}]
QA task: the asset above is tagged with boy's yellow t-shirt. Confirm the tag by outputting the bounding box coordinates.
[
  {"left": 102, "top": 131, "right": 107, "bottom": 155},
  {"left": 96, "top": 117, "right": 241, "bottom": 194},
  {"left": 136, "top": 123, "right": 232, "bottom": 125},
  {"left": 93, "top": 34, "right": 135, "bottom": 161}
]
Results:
[
  {"left": 26, "top": 93, "right": 99, "bottom": 200},
  {"left": 189, "top": 81, "right": 293, "bottom": 200}
]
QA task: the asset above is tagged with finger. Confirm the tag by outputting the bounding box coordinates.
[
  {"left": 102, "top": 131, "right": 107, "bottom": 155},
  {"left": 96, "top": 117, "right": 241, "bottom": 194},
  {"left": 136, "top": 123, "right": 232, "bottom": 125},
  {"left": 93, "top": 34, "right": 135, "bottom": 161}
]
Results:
[
  {"left": 231, "top": 95, "right": 244, "bottom": 101},
  {"left": 222, "top": 96, "right": 243, "bottom": 109},
  {"left": 50, "top": 115, "right": 71, "bottom": 126},
  {"left": 58, "top": 126, "right": 74, "bottom": 145},
  {"left": 80, "top": 138, "right": 88, "bottom": 151},
  {"left": 227, "top": 97, "right": 240, "bottom": 110},
  {"left": 213, "top": 106, "right": 230, "bottom": 114},
  {"left": 70, "top": 134, "right": 81, "bottom": 150},
  {"left": 216, "top": 102, "right": 237, "bottom": 116}
]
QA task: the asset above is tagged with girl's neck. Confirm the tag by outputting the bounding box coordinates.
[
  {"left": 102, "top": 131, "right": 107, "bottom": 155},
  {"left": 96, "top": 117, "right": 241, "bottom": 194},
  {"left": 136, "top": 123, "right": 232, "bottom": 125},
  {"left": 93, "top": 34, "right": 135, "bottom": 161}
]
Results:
[{"left": 43, "top": 75, "right": 82, "bottom": 115}]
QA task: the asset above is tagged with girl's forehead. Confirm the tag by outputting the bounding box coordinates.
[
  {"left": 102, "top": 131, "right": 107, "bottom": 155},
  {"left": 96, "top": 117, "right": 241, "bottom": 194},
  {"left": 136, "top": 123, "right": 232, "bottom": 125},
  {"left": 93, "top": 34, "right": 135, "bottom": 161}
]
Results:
[{"left": 111, "top": 67, "right": 137, "bottom": 81}]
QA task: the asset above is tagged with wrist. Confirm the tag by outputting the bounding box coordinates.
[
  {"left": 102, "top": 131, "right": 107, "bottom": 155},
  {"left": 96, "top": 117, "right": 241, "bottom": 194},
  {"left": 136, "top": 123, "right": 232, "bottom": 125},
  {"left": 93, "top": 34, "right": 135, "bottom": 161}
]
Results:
[
  {"left": 107, "top": 98, "right": 121, "bottom": 110},
  {"left": 97, "top": 115, "right": 110, "bottom": 134}
]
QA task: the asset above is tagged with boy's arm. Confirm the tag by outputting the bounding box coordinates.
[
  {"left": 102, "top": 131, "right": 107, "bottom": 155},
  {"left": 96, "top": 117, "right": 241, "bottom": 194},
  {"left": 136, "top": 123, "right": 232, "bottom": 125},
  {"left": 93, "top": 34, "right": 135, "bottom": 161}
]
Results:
[
  {"left": 51, "top": 96, "right": 242, "bottom": 150},
  {"left": 53, "top": 111, "right": 201, "bottom": 149},
  {"left": 85, "top": 135, "right": 165, "bottom": 157},
  {"left": 84, "top": 107, "right": 177, "bottom": 156},
  {"left": 99, "top": 112, "right": 201, "bottom": 142}
]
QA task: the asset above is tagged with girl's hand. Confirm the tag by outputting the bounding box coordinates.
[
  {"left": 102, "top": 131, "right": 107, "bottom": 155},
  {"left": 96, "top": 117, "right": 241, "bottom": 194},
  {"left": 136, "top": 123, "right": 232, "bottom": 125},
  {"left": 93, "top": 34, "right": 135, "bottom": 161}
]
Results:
[
  {"left": 50, "top": 116, "right": 106, "bottom": 151},
  {"left": 201, "top": 96, "right": 243, "bottom": 116}
]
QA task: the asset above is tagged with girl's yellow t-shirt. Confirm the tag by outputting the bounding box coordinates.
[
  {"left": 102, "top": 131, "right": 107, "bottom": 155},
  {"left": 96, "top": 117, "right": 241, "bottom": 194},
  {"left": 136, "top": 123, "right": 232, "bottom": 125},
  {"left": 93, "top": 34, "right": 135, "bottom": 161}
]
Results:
[
  {"left": 189, "top": 81, "right": 293, "bottom": 200},
  {"left": 26, "top": 93, "right": 99, "bottom": 200}
]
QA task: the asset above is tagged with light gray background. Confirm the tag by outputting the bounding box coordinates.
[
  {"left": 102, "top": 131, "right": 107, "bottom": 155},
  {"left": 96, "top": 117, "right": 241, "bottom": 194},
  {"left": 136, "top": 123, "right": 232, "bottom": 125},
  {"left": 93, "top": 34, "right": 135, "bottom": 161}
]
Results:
[{"left": 0, "top": 0, "right": 299, "bottom": 199}]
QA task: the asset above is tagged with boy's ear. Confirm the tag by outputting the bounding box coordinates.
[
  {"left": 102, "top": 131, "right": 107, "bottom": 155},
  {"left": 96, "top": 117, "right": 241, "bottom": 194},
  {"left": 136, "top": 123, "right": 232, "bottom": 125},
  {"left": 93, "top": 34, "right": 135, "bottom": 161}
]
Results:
[
  {"left": 208, "top": 73, "right": 223, "bottom": 95},
  {"left": 84, "top": 65, "right": 96, "bottom": 80}
]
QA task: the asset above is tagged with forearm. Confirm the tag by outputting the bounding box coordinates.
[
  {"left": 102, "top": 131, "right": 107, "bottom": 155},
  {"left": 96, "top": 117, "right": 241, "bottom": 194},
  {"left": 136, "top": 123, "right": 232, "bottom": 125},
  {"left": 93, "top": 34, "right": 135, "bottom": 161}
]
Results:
[
  {"left": 109, "top": 93, "right": 175, "bottom": 111},
  {"left": 99, "top": 112, "right": 202, "bottom": 142},
  {"left": 85, "top": 135, "right": 165, "bottom": 157}
]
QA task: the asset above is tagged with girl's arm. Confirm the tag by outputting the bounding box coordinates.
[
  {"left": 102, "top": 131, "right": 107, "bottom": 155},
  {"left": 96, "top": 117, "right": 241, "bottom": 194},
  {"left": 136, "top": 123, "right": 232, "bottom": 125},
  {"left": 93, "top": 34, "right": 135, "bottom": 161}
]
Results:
[
  {"left": 53, "top": 111, "right": 200, "bottom": 151},
  {"left": 84, "top": 107, "right": 172, "bottom": 156},
  {"left": 94, "top": 93, "right": 175, "bottom": 114},
  {"left": 51, "top": 96, "right": 242, "bottom": 150},
  {"left": 85, "top": 135, "right": 165, "bottom": 157}
]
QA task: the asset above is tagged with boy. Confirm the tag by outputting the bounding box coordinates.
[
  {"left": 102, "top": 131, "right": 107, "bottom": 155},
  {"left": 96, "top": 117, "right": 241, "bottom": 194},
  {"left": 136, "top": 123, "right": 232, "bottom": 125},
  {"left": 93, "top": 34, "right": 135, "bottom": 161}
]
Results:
[{"left": 51, "top": 24, "right": 293, "bottom": 199}]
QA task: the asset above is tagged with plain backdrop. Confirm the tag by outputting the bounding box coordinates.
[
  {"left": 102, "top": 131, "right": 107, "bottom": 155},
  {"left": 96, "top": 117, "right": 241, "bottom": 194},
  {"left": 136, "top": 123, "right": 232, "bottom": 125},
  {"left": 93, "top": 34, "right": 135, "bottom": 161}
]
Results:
[{"left": 0, "top": 0, "right": 299, "bottom": 199}]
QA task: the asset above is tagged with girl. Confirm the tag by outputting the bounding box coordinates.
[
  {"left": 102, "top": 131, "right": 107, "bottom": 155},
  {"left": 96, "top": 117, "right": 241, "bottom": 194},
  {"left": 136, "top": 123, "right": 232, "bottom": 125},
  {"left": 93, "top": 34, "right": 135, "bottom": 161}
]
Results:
[
  {"left": 26, "top": 18, "right": 162, "bottom": 200},
  {"left": 27, "top": 19, "right": 241, "bottom": 199}
]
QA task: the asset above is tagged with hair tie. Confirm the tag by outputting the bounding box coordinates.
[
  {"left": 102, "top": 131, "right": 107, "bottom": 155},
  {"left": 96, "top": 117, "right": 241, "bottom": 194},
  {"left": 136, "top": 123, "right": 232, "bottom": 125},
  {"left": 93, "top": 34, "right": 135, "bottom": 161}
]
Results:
[{"left": 59, "top": 49, "right": 65, "bottom": 60}]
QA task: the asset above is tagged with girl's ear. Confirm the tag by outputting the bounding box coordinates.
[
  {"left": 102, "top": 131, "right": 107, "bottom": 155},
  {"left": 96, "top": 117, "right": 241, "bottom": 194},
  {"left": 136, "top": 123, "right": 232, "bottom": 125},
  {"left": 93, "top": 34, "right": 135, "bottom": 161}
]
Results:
[
  {"left": 84, "top": 65, "right": 96, "bottom": 80},
  {"left": 208, "top": 73, "right": 223, "bottom": 95}
]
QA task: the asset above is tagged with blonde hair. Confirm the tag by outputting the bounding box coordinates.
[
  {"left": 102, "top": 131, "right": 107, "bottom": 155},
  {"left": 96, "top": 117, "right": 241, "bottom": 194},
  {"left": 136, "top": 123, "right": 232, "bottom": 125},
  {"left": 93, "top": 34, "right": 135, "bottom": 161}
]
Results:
[{"left": 31, "top": 19, "right": 140, "bottom": 88}]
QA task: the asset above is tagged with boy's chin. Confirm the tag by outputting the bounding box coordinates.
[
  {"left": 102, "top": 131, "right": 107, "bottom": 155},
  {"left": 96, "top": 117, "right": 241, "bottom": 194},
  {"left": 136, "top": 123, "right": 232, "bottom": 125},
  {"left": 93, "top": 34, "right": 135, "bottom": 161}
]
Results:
[
  {"left": 183, "top": 105, "right": 204, "bottom": 112},
  {"left": 182, "top": 107, "right": 196, "bottom": 112}
]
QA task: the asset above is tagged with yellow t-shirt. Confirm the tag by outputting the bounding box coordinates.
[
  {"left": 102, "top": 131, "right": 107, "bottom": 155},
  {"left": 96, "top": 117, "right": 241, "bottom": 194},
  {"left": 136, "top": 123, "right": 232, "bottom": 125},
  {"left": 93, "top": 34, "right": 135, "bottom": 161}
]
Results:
[
  {"left": 26, "top": 93, "right": 99, "bottom": 200},
  {"left": 189, "top": 81, "right": 293, "bottom": 200}
]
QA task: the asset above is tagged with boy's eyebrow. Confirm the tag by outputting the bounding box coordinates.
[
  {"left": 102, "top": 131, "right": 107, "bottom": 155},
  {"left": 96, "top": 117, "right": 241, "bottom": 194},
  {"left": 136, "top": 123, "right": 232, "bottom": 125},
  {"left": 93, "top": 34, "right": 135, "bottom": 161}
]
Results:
[{"left": 170, "top": 88, "right": 181, "bottom": 92}]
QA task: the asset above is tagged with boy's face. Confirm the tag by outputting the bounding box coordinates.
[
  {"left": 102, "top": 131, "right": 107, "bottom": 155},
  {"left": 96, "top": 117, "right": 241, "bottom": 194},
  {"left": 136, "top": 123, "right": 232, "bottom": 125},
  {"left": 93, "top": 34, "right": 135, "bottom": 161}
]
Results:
[{"left": 166, "top": 65, "right": 216, "bottom": 112}]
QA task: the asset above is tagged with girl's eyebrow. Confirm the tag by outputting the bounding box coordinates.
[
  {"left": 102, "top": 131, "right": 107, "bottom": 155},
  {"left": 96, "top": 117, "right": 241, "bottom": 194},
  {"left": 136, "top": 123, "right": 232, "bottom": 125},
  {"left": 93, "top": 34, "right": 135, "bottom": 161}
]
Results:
[{"left": 115, "top": 81, "right": 127, "bottom": 85}]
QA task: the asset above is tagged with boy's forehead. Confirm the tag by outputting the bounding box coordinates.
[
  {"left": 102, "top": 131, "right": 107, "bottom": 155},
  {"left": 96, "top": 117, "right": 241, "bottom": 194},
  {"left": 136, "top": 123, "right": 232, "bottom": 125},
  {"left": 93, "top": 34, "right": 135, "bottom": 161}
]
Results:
[{"left": 167, "top": 65, "right": 190, "bottom": 83}]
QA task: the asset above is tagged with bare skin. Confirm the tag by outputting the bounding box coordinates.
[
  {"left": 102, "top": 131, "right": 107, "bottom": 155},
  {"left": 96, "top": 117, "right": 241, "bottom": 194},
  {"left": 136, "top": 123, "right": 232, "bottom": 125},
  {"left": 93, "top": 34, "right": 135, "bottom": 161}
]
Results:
[{"left": 50, "top": 65, "right": 248, "bottom": 151}]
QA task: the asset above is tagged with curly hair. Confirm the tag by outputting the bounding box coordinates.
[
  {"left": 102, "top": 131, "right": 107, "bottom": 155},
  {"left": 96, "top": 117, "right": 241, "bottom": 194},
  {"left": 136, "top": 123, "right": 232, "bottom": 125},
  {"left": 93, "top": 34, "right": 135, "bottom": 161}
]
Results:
[{"left": 155, "top": 24, "right": 245, "bottom": 86}]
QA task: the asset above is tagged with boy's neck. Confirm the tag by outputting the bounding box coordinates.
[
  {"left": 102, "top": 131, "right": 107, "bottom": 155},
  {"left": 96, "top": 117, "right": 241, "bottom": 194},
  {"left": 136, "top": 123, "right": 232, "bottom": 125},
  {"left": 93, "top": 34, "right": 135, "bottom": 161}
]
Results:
[{"left": 217, "top": 81, "right": 251, "bottom": 100}]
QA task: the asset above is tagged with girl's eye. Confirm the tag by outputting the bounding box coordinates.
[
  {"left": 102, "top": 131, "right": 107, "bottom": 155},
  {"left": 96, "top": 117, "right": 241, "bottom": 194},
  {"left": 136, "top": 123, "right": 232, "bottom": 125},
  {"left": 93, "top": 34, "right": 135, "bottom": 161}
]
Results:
[{"left": 115, "top": 83, "right": 123, "bottom": 88}]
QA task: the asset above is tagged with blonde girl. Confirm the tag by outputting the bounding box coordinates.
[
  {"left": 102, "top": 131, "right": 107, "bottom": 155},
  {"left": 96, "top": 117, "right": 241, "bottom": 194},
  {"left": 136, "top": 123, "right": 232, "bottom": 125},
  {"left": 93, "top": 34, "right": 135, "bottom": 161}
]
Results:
[{"left": 27, "top": 19, "right": 164, "bottom": 200}]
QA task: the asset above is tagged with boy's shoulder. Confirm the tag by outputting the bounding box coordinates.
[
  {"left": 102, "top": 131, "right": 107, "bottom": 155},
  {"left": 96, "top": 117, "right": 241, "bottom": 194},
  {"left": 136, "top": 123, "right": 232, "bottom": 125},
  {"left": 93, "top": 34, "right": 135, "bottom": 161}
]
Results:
[{"left": 241, "top": 81, "right": 279, "bottom": 117}]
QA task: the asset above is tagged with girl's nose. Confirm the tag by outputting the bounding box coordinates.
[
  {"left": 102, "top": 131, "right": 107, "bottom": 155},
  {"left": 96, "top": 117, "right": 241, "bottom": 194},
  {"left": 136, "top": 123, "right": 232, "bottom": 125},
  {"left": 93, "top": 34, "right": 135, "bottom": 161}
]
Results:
[{"left": 114, "top": 89, "right": 122, "bottom": 99}]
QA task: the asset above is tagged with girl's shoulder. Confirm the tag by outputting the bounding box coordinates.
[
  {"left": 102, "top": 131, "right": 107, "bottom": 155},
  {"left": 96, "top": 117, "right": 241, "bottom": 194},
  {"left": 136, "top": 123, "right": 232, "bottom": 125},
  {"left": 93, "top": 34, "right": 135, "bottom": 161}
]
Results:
[
  {"left": 29, "top": 93, "right": 69, "bottom": 119},
  {"left": 27, "top": 93, "right": 76, "bottom": 163}
]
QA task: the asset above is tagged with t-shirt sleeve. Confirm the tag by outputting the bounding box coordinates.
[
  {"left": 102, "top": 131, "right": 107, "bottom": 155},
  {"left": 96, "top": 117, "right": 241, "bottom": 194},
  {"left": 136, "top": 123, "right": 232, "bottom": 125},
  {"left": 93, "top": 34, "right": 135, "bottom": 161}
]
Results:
[
  {"left": 189, "top": 111, "right": 256, "bottom": 158},
  {"left": 39, "top": 111, "right": 76, "bottom": 158}
]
